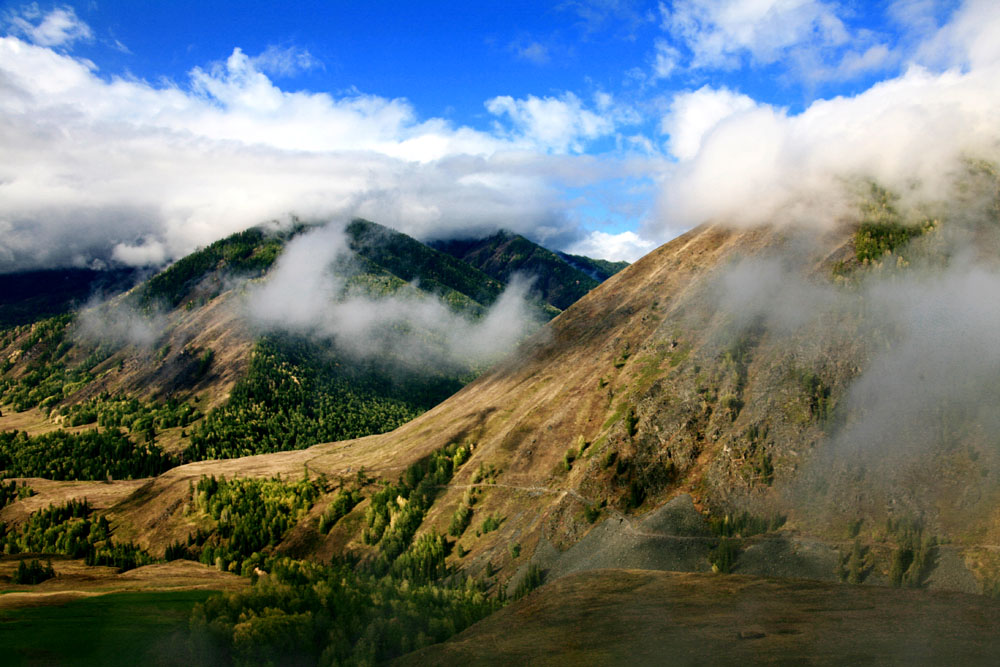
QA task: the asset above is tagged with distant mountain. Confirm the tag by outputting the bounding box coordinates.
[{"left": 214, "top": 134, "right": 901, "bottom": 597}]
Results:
[
  {"left": 431, "top": 230, "right": 627, "bottom": 311},
  {"left": 554, "top": 251, "right": 629, "bottom": 282},
  {"left": 0, "top": 267, "right": 139, "bottom": 328}
]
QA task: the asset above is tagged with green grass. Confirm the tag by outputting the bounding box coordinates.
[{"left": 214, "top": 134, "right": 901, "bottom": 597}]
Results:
[{"left": 0, "top": 590, "right": 220, "bottom": 666}]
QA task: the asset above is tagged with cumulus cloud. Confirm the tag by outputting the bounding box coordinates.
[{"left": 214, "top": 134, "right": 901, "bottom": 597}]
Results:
[
  {"left": 247, "top": 223, "right": 543, "bottom": 370},
  {"left": 564, "top": 230, "right": 656, "bottom": 263},
  {"left": 661, "top": 85, "right": 757, "bottom": 160},
  {"left": 650, "top": 0, "right": 1000, "bottom": 237},
  {"left": 485, "top": 92, "right": 619, "bottom": 154},
  {"left": 0, "top": 28, "right": 648, "bottom": 271},
  {"left": 5, "top": 4, "right": 91, "bottom": 47}
]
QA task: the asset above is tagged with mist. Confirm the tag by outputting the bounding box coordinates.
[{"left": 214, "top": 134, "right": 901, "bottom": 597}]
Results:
[
  {"left": 246, "top": 223, "right": 544, "bottom": 373},
  {"left": 704, "top": 165, "right": 1000, "bottom": 525},
  {"left": 72, "top": 296, "right": 166, "bottom": 349}
]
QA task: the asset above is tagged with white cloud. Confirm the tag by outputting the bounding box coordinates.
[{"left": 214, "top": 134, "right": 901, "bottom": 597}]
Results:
[
  {"left": 661, "top": 0, "right": 849, "bottom": 70},
  {"left": 913, "top": 0, "right": 1000, "bottom": 70},
  {"left": 485, "top": 92, "right": 619, "bottom": 154},
  {"left": 652, "top": 38, "right": 680, "bottom": 78},
  {"left": 112, "top": 239, "right": 167, "bottom": 267},
  {"left": 651, "top": 59, "right": 1000, "bottom": 235},
  {"left": 645, "top": 0, "right": 1000, "bottom": 237},
  {"left": 661, "top": 85, "right": 757, "bottom": 160},
  {"left": 5, "top": 4, "right": 92, "bottom": 48},
  {"left": 564, "top": 230, "right": 656, "bottom": 262},
  {"left": 0, "top": 35, "right": 640, "bottom": 271}
]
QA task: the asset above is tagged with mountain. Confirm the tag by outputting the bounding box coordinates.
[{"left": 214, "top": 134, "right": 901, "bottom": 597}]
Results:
[
  {"left": 554, "top": 250, "right": 629, "bottom": 282},
  {"left": 431, "top": 230, "right": 628, "bottom": 311},
  {"left": 0, "top": 267, "right": 140, "bottom": 328},
  {"left": 4, "top": 171, "right": 1000, "bottom": 662},
  {"left": 100, "top": 175, "right": 1000, "bottom": 575},
  {"left": 0, "top": 218, "right": 619, "bottom": 469}
]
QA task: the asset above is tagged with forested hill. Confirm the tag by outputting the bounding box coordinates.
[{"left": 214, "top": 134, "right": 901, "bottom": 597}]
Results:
[
  {"left": 0, "top": 218, "right": 620, "bottom": 471},
  {"left": 431, "top": 230, "right": 628, "bottom": 311},
  {"left": 346, "top": 219, "right": 505, "bottom": 311}
]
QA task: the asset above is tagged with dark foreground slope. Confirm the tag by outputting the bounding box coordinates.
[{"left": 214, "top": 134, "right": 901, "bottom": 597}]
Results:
[{"left": 401, "top": 569, "right": 1000, "bottom": 666}]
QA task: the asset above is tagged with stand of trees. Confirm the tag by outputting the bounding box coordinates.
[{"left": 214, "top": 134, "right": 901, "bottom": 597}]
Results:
[
  {"left": 61, "top": 394, "right": 201, "bottom": 431},
  {"left": 185, "top": 443, "right": 497, "bottom": 664},
  {"left": 185, "top": 474, "right": 323, "bottom": 575},
  {"left": 0, "top": 428, "right": 177, "bottom": 480},
  {"left": 184, "top": 336, "right": 460, "bottom": 460},
  {"left": 189, "top": 558, "right": 500, "bottom": 665},
  {"left": 0, "top": 498, "right": 154, "bottom": 572}
]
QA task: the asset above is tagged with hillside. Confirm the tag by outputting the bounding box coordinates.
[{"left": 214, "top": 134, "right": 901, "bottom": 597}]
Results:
[
  {"left": 401, "top": 569, "right": 1000, "bottom": 665},
  {"left": 78, "top": 171, "right": 1000, "bottom": 585},
  {"left": 4, "top": 172, "right": 1000, "bottom": 662},
  {"left": 0, "top": 218, "right": 619, "bottom": 471},
  {"left": 431, "top": 230, "right": 627, "bottom": 310}
]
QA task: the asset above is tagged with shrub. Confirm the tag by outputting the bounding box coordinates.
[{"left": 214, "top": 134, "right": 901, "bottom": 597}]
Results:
[
  {"left": 709, "top": 538, "right": 740, "bottom": 573},
  {"left": 13, "top": 558, "right": 55, "bottom": 585},
  {"left": 563, "top": 448, "right": 577, "bottom": 471},
  {"left": 480, "top": 514, "right": 502, "bottom": 534},
  {"left": 513, "top": 564, "right": 544, "bottom": 600}
]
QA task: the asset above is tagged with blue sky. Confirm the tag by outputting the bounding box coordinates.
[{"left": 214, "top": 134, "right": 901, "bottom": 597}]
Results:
[{"left": 1, "top": 1, "right": 996, "bottom": 270}]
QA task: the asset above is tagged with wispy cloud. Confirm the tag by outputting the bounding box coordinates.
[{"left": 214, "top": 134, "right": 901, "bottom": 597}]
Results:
[
  {"left": 4, "top": 4, "right": 92, "bottom": 48},
  {"left": 247, "top": 223, "right": 543, "bottom": 370},
  {"left": 510, "top": 39, "right": 551, "bottom": 65},
  {"left": 249, "top": 44, "right": 321, "bottom": 78}
]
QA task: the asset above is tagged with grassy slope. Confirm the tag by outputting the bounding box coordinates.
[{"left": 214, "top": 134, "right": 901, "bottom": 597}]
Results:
[{"left": 100, "top": 213, "right": 1000, "bottom": 592}]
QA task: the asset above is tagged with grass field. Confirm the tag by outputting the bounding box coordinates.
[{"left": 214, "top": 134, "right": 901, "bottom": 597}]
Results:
[{"left": 0, "top": 589, "right": 222, "bottom": 666}]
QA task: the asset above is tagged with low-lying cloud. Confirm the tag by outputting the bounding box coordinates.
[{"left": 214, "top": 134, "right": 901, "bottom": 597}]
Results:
[
  {"left": 651, "top": 0, "right": 1000, "bottom": 237},
  {"left": 247, "top": 223, "right": 543, "bottom": 371},
  {"left": 703, "top": 165, "right": 1000, "bottom": 522}
]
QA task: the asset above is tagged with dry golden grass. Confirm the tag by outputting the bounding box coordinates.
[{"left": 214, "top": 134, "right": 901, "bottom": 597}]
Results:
[
  {"left": 0, "top": 478, "right": 148, "bottom": 526},
  {"left": 0, "top": 557, "right": 245, "bottom": 610}
]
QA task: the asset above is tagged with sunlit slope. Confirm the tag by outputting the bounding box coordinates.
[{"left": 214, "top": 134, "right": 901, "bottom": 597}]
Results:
[
  {"left": 103, "top": 223, "right": 765, "bottom": 552},
  {"left": 32, "top": 171, "right": 1000, "bottom": 596}
]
